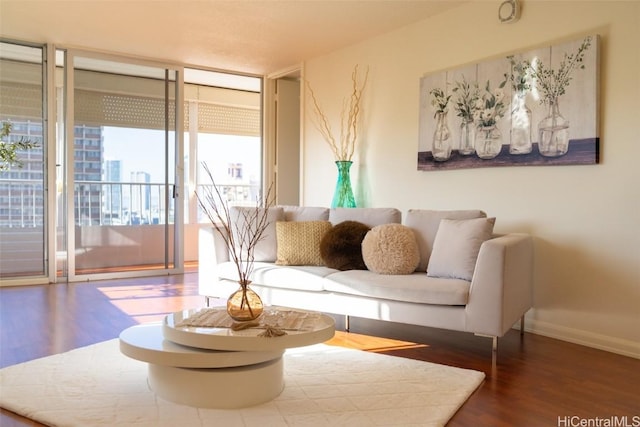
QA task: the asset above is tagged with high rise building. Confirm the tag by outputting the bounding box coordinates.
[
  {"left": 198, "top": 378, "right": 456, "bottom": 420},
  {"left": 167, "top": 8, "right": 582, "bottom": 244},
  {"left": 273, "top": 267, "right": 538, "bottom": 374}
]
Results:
[
  {"left": 130, "top": 171, "right": 151, "bottom": 224},
  {"left": 73, "top": 125, "right": 104, "bottom": 226},
  {"left": 0, "top": 121, "right": 104, "bottom": 227},
  {"left": 104, "top": 159, "right": 122, "bottom": 224},
  {"left": 0, "top": 119, "right": 44, "bottom": 227}
]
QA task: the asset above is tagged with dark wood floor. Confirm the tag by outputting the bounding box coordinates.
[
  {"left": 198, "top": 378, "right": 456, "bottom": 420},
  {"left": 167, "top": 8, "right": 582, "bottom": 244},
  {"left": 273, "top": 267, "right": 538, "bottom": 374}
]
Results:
[{"left": 1, "top": 273, "right": 638, "bottom": 426}]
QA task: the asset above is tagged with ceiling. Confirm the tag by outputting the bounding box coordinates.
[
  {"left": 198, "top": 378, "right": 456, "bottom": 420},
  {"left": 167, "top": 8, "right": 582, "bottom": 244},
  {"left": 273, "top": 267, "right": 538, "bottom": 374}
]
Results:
[{"left": 0, "top": 1, "right": 466, "bottom": 76}]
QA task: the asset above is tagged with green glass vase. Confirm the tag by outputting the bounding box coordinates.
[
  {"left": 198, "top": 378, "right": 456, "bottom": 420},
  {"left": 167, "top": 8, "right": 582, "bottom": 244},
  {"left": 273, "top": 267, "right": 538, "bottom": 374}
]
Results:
[{"left": 331, "top": 160, "right": 356, "bottom": 208}]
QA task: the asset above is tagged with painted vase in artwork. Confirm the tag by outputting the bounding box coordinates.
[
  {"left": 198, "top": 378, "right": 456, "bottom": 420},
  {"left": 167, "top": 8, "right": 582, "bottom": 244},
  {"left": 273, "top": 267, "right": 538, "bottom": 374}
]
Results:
[
  {"left": 538, "top": 99, "right": 570, "bottom": 157},
  {"left": 432, "top": 111, "right": 452, "bottom": 161},
  {"left": 509, "top": 92, "right": 532, "bottom": 154},
  {"left": 475, "top": 125, "right": 503, "bottom": 160},
  {"left": 459, "top": 118, "right": 475, "bottom": 155}
]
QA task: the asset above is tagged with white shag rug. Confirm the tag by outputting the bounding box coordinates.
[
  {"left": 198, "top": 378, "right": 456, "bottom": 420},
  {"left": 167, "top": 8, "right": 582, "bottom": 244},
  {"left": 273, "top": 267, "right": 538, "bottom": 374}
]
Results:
[{"left": 0, "top": 340, "right": 484, "bottom": 426}]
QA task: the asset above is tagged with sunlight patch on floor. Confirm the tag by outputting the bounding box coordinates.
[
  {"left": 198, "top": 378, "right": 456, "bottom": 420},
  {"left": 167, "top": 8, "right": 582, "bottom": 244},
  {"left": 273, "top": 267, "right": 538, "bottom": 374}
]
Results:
[
  {"left": 326, "top": 330, "right": 428, "bottom": 352},
  {"left": 97, "top": 284, "right": 204, "bottom": 324}
]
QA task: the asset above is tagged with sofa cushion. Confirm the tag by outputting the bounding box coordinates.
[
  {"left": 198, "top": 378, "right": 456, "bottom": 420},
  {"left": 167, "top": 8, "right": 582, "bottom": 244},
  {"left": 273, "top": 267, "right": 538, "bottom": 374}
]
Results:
[
  {"left": 324, "top": 270, "right": 470, "bottom": 305},
  {"left": 427, "top": 217, "right": 496, "bottom": 281},
  {"left": 329, "top": 207, "right": 401, "bottom": 228},
  {"left": 404, "top": 209, "right": 487, "bottom": 271},
  {"left": 281, "top": 206, "right": 330, "bottom": 222},
  {"left": 320, "top": 221, "right": 370, "bottom": 271},
  {"left": 229, "top": 206, "right": 284, "bottom": 262},
  {"left": 275, "top": 220, "right": 332, "bottom": 266},
  {"left": 216, "top": 261, "right": 336, "bottom": 292},
  {"left": 361, "top": 224, "right": 420, "bottom": 275}
]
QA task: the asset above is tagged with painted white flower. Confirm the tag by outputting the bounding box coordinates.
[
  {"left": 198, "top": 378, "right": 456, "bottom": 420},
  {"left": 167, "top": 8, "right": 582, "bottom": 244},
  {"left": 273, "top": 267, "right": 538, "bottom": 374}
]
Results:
[{"left": 474, "top": 79, "right": 507, "bottom": 127}]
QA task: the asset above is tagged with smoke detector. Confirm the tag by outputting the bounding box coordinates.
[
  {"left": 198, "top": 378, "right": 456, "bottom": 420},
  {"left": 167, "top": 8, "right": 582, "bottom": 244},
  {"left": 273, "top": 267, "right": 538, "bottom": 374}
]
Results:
[{"left": 499, "top": 0, "right": 520, "bottom": 23}]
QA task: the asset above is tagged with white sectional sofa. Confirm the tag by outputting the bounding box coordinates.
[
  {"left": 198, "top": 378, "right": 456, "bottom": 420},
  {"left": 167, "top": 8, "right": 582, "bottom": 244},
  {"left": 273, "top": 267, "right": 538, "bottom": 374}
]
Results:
[{"left": 198, "top": 206, "right": 534, "bottom": 351}]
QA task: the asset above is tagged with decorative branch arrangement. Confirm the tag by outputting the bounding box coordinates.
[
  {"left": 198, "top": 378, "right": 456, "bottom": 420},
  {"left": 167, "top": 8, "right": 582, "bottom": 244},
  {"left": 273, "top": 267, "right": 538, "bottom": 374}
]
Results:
[
  {"left": 305, "top": 65, "right": 369, "bottom": 161},
  {"left": 505, "top": 55, "right": 533, "bottom": 94},
  {"left": 452, "top": 77, "right": 480, "bottom": 122},
  {"left": 0, "top": 121, "right": 38, "bottom": 171},
  {"left": 526, "top": 36, "right": 592, "bottom": 106},
  {"left": 196, "top": 163, "right": 274, "bottom": 299},
  {"left": 429, "top": 87, "right": 451, "bottom": 116}
]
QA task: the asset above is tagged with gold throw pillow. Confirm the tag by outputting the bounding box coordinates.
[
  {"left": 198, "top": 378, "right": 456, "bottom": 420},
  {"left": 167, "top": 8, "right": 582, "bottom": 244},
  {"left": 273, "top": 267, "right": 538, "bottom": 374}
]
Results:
[{"left": 276, "top": 221, "right": 332, "bottom": 266}]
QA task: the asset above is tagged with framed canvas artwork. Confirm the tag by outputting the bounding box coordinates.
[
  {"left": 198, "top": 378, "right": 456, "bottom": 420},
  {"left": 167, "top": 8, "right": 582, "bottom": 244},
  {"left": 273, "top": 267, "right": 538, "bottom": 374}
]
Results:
[{"left": 418, "top": 34, "right": 599, "bottom": 171}]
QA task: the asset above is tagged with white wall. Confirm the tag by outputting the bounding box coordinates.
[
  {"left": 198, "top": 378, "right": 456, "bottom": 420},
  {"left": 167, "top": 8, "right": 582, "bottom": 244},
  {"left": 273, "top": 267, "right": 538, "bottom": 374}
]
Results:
[{"left": 302, "top": 1, "right": 640, "bottom": 358}]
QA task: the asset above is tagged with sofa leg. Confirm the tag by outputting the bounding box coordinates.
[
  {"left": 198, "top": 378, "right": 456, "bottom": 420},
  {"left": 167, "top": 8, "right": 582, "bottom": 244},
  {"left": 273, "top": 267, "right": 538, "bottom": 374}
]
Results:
[
  {"left": 475, "top": 333, "right": 498, "bottom": 356},
  {"left": 492, "top": 337, "right": 498, "bottom": 367},
  {"left": 345, "top": 315, "right": 350, "bottom": 332}
]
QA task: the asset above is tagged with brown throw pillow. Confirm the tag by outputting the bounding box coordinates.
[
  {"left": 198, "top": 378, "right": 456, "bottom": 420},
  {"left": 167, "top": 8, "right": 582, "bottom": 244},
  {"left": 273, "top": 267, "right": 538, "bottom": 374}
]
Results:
[{"left": 319, "top": 220, "right": 371, "bottom": 270}]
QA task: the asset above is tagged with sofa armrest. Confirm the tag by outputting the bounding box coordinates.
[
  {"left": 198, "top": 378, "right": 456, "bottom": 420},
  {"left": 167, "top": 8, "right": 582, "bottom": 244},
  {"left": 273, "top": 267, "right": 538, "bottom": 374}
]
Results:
[
  {"left": 198, "top": 226, "right": 230, "bottom": 296},
  {"left": 465, "top": 233, "right": 533, "bottom": 337},
  {"left": 199, "top": 226, "right": 230, "bottom": 263}
]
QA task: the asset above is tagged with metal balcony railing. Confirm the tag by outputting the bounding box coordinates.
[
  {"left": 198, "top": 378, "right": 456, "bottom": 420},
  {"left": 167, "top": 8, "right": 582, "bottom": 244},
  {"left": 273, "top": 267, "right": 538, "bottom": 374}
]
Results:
[
  {"left": 74, "top": 180, "right": 174, "bottom": 226},
  {"left": 0, "top": 178, "right": 260, "bottom": 227}
]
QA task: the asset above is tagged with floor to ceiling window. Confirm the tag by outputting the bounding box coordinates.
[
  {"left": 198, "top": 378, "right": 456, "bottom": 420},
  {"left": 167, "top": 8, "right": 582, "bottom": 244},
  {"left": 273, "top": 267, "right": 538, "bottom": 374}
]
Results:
[
  {"left": 0, "top": 41, "right": 47, "bottom": 281},
  {"left": 0, "top": 41, "right": 264, "bottom": 285},
  {"left": 185, "top": 70, "right": 262, "bottom": 215},
  {"left": 182, "top": 69, "right": 262, "bottom": 262}
]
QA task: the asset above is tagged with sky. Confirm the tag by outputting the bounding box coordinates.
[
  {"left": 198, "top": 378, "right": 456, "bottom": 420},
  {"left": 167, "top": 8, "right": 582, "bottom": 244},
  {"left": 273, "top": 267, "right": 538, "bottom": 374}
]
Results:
[{"left": 102, "top": 127, "right": 261, "bottom": 185}]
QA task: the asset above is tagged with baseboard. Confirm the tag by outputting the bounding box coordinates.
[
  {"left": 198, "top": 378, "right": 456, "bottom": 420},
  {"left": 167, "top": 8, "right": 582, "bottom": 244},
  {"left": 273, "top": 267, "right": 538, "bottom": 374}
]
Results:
[{"left": 525, "top": 319, "right": 640, "bottom": 359}]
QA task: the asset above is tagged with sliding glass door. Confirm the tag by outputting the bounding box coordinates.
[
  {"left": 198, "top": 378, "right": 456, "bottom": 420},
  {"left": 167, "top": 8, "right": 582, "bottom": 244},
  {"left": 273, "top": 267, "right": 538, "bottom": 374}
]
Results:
[
  {"left": 64, "top": 51, "right": 182, "bottom": 280},
  {"left": 1, "top": 43, "right": 263, "bottom": 284}
]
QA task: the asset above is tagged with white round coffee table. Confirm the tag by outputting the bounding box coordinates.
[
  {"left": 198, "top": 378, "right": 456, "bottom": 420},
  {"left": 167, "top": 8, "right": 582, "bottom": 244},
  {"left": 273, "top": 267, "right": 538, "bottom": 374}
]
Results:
[{"left": 119, "top": 307, "right": 335, "bottom": 409}]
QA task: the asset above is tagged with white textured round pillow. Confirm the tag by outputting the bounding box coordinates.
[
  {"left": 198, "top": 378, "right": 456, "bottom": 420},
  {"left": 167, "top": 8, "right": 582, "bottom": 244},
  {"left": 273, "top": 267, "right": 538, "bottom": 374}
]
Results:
[{"left": 361, "top": 223, "right": 420, "bottom": 275}]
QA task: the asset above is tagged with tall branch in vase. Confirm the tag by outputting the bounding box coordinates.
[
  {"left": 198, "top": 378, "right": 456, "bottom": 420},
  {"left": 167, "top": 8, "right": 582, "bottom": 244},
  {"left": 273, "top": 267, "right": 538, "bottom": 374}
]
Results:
[
  {"left": 305, "top": 65, "right": 369, "bottom": 161},
  {"left": 196, "top": 163, "right": 274, "bottom": 319}
]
